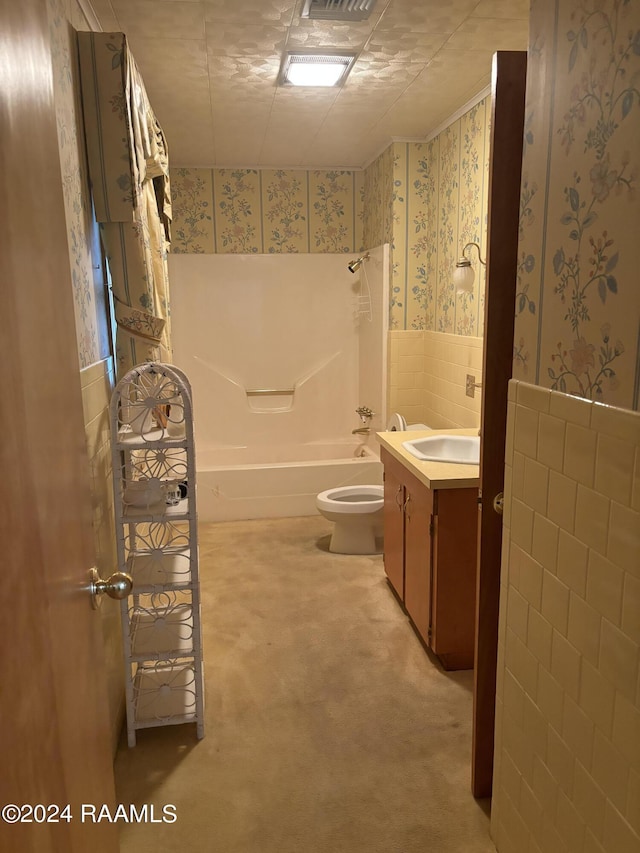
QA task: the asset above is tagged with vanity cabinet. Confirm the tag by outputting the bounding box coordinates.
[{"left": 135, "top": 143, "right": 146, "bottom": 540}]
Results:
[
  {"left": 110, "top": 362, "right": 205, "bottom": 746},
  {"left": 381, "top": 447, "right": 478, "bottom": 670}
]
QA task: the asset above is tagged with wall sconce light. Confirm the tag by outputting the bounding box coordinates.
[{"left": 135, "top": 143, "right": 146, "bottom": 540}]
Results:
[{"left": 454, "top": 242, "right": 486, "bottom": 293}]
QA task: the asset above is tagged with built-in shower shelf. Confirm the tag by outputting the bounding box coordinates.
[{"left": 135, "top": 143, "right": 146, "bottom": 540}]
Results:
[
  {"left": 245, "top": 388, "right": 295, "bottom": 397},
  {"left": 111, "top": 362, "right": 205, "bottom": 747}
]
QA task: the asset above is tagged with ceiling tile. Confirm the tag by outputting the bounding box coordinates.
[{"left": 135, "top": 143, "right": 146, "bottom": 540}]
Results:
[
  {"left": 204, "top": 0, "right": 297, "bottom": 25},
  {"left": 471, "top": 0, "right": 529, "bottom": 19},
  {"left": 110, "top": 0, "right": 205, "bottom": 39},
  {"left": 124, "top": 36, "right": 209, "bottom": 82},
  {"left": 205, "top": 22, "right": 288, "bottom": 56},
  {"left": 347, "top": 59, "right": 425, "bottom": 89},
  {"left": 89, "top": 0, "right": 530, "bottom": 169},
  {"left": 360, "top": 31, "right": 448, "bottom": 64},
  {"left": 208, "top": 55, "right": 280, "bottom": 99},
  {"left": 287, "top": 19, "right": 373, "bottom": 49},
  {"left": 442, "top": 17, "right": 529, "bottom": 51},
  {"left": 375, "top": 0, "right": 478, "bottom": 34}
]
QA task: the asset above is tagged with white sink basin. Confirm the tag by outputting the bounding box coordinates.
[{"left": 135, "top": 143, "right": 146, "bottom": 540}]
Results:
[{"left": 402, "top": 434, "right": 480, "bottom": 464}]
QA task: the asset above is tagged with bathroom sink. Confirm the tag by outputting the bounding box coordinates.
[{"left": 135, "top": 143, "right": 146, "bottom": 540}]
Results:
[{"left": 402, "top": 434, "right": 480, "bottom": 464}]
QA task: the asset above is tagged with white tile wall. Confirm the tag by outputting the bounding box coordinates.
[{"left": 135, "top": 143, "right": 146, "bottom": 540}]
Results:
[
  {"left": 492, "top": 380, "right": 640, "bottom": 853},
  {"left": 387, "top": 329, "right": 483, "bottom": 429}
]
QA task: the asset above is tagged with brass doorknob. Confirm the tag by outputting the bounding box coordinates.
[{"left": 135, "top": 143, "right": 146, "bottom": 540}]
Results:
[
  {"left": 90, "top": 568, "right": 133, "bottom": 609},
  {"left": 493, "top": 492, "right": 504, "bottom": 515}
]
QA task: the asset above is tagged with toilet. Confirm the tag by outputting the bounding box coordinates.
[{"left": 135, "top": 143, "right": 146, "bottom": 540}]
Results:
[
  {"left": 316, "top": 484, "right": 384, "bottom": 554},
  {"left": 315, "top": 414, "right": 430, "bottom": 554}
]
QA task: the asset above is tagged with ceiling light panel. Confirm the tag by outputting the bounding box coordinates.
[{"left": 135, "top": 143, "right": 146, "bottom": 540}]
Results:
[{"left": 280, "top": 52, "right": 356, "bottom": 87}]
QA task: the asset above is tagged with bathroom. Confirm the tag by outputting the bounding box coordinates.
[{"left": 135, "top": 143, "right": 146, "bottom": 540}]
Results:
[{"left": 5, "top": 1, "right": 639, "bottom": 852}]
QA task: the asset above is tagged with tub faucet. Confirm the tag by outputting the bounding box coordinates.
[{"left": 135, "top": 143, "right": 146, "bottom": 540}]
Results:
[{"left": 352, "top": 426, "right": 370, "bottom": 435}]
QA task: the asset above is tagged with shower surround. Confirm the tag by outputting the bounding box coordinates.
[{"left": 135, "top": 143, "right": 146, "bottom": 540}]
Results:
[{"left": 169, "top": 246, "right": 388, "bottom": 520}]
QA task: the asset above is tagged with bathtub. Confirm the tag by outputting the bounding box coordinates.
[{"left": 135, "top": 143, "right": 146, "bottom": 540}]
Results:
[{"left": 196, "top": 442, "right": 383, "bottom": 522}]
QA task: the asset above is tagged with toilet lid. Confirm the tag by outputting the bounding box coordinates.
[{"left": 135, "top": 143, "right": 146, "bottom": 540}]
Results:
[{"left": 386, "top": 413, "right": 407, "bottom": 431}]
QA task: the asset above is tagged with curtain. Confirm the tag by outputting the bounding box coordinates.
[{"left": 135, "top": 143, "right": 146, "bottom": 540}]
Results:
[{"left": 78, "top": 32, "right": 172, "bottom": 376}]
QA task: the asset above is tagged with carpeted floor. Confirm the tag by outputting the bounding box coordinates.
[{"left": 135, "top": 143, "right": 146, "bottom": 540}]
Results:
[{"left": 115, "top": 515, "right": 495, "bottom": 853}]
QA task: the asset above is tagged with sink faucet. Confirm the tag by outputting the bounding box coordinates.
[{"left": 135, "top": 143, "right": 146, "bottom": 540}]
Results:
[{"left": 352, "top": 426, "right": 370, "bottom": 435}]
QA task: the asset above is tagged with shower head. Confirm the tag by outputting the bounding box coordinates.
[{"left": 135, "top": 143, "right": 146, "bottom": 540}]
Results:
[{"left": 347, "top": 252, "right": 369, "bottom": 273}]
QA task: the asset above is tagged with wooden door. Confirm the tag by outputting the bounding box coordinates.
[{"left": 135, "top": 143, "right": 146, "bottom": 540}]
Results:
[
  {"left": 381, "top": 449, "right": 405, "bottom": 600},
  {"left": 403, "top": 473, "right": 434, "bottom": 646},
  {"left": 0, "top": 1, "right": 119, "bottom": 850},
  {"left": 472, "top": 51, "right": 528, "bottom": 798}
]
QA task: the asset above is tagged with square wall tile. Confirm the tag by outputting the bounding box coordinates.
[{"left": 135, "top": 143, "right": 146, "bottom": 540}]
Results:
[
  {"left": 557, "top": 530, "right": 588, "bottom": 597},
  {"left": 517, "top": 381, "right": 551, "bottom": 413},
  {"left": 602, "top": 801, "right": 638, "bottom": 853},
  {"left": 574, "top": 485, "right": 610, "bottom": 556},
  {"left": 622, "top": 573, "right": 640, "bottom": 645},
  {"left": 595, "top": 432, "right": 635, "bottom": 505},
  {"left": 579, "top": 658, "right": 615, "bottom": 738},
  {"left": 542, "top": 571, "right": 570, "bottom": 635},
  {"left": 599, "top": 619, "right": 638, "bottom": 703},
  {"left": 547, "top": 470, "right": 578, "bottom": 534},
  {"left": 567, "top": 592, "right": 602, "bottom": 668},
  {"left": 551, "top": 629, "right": 581, "bottom": 701},
  {"left": 532, "top": 513, "right": 559, "bottom": 574},
  {"left": 564, "top": 423, "right": 597, "bottom": 488},
  {"left": 611, "top": 691, "right": 640, "bottom": 771},
  {"left": 591, "top": 730, "right": 630, "bottom": 815},
  {"left": 514, "top": 403, "right": 539, "bottom": 458},
  {"left": 524, "top": 457, "right": 549, "bottom": 515},
  {"left": 518, "top": 550, "right": 544, "bottom": 610},
  {"left": 538, "top": 412, "right": 566, "bottom": 472},
  {"left": 536, "top": 666, "right": 565, "bottom": 732},
  {"left": 607, "top": 501, "right": 640, "bottom": 578},
  {"left": 573, "top": 759, "right": 607, "bottom": 840},
  {"left": 511, "top": 498, "right": 535, "bottom": 552},
  {"left": 549, "top": 390, "right": 592, "bottom": 427},
  {"left": 586, "top": 550, "right": 624, "bottom": 627}
]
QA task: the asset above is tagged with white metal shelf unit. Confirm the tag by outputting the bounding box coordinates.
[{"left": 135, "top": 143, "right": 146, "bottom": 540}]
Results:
[{"left": 110, "top": 362, "right": 205, "bottom": 746}]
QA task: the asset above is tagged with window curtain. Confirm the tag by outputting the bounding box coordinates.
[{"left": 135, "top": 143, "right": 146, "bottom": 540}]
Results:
[{"left": 78, "top": 32, "right": 172, "bottom": 376}]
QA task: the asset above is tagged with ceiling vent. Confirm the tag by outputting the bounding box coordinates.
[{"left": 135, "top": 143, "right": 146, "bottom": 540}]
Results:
[{"left": 301, "top": 0, "right": 377, "bottom": 22}]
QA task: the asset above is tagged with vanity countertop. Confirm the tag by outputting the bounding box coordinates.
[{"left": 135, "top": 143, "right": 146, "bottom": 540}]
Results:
[{"left": 376, "top": 428, "right": 480, "bottom": 491}]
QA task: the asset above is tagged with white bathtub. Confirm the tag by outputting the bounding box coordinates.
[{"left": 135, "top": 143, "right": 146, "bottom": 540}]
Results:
[{"left": 196, "top": 442, "right": 383, "bottom": 522}]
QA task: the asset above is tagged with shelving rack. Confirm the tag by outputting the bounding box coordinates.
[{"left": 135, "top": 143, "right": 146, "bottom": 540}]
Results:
[{"left": 110, "top": 362, "right": 205, "bottom": 746}]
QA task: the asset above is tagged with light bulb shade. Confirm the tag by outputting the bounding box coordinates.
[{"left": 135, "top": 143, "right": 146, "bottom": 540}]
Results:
[
  {"left": 280, "top": 52, "right": 356, "bottom": 87},
  {"left": 454, "top": 262, "right": 475, "bottom": 293}
]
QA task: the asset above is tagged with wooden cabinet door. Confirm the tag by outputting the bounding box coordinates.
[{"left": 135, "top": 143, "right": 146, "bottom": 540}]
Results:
[
  {"left": 430, "top": 488, "right": 478, "bottom": 670},
  {"left": 382, "top": 449, "right": 405, "bottom": 599},
  {"left": 403, "top": 475, "right": 434, "bottom": 646}
]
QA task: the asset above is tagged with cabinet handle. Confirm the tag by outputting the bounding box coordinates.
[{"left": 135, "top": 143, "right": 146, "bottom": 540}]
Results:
[
  {"left": 404, "top": 493, "right": 411, "bottom": 518},
  {"left": 395, "top": 486, "right": 403, "bottom": 508}
]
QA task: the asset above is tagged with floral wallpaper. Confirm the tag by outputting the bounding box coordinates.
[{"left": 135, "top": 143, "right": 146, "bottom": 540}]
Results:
[
  {"left": 513, "top": 0, "right": 640, "bottom": 410},
  {"left": 47, "top": 0, "right": 109, "bottom": 369},
  {"left": 362, "top": 99, "right": 490, "bottom": 332},
  {"left": 171, "top": 167, "right": 363, "bottom": 254}
]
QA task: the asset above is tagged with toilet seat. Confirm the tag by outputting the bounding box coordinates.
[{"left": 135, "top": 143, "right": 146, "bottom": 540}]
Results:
[
  {"left": 386, "top": 413, "right": 407, "bottom": 431},
  {"left": 316, "top": 485, "right": 384, "bottom": 515}
]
